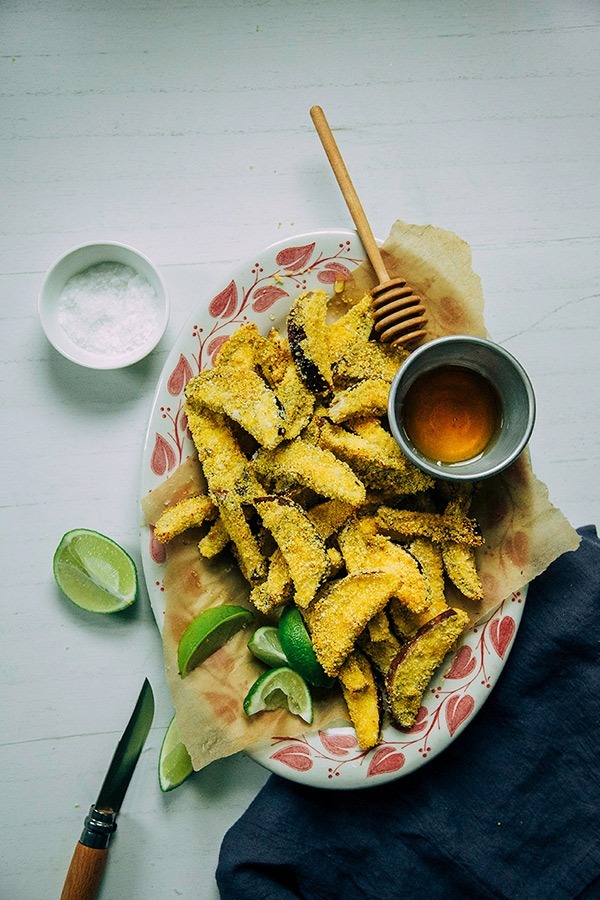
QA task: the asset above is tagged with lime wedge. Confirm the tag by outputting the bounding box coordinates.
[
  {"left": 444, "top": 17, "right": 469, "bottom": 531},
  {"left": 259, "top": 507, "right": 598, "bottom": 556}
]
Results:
[
  {"left": 158, "top": 715, "right": 193, "bottom": 792},
  {"left": 278, "top": 605, "right": 331, "bottom": 687},
  {"left": 247, "top": 625, "right": 289, "bottom": 667},
  {"left": 243, "top": 666, "right": 313, "bottom": 724},
  {"left": 177, "top": 605, "right": 254, "bottom": 677},
  {"left": 53, "top": 529, "right": 138, "bottom": 613}
]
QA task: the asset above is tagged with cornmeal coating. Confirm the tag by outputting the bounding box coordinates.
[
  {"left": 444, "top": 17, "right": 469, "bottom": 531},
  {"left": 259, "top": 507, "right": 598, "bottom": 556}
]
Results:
[
  {"left": 333, "top": 341, "right": 408, "bottom": 387},
  {"left": 338, "top": 651, "right": 381, "bottom": 750},
  {"left": 287, "top": 290, "right": 333, "bottom": 395},
  {"left": 376, "top": 507, "right": 483, "bottom": 547},
  {"left": 186, "top": 365, "right": 285, "bottom": 450},
  {"left": 326, "top": 294, "right": 374, "bottom": 361},
  {"left": 253, "top": 440, "right": 366, "bottom": 506},
  {"left": 442, "top": 541, "right": 483, "bottom": 601},
  {"left": 198, "top": 516, "right": 230, "bottom": 558},
  {"left": 327, "top": 379, "right": 390, "bottom": 423},
  {"left": 307, "top": 571, "right": 403, "bottom": 676},
  {"left": 214, "top": 322, "right": 267, "bottom": 370},
  {"left": 385, "top": 608, "right": 470, "bottom": 728},
  {"left": 255, "top": 496, "right": 330, "bottom": 608},
  {"left": 153, "top": 495, "right": 216, "bottom": 543}
]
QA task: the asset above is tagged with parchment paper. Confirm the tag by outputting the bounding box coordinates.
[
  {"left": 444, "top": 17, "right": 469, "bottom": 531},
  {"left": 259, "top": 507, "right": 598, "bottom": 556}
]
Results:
[{"left": 142, "top": 220, "right": 580, "bottom": 772}]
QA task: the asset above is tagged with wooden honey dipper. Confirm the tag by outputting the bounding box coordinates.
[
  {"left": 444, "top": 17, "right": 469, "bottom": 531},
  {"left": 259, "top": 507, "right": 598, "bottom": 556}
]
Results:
[{"left": 310, "top": 105, "right": 428, "bottom": 348}]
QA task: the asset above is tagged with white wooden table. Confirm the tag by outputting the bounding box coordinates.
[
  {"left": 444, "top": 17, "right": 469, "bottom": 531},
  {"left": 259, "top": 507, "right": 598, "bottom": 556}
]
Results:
[{"left": 2, "top": 2, "right": 599, "bottom": 897}]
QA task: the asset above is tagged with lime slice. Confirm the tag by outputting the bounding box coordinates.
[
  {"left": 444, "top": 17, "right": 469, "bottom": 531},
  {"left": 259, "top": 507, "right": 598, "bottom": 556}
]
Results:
[
  {"left": 243, "top": 666, "right": 313, "bottom": 724},
  {"left": 278, "top": 605, "right": 331, "bottom": 687},
  {"left": 177, "top": 605, "right": 254, "bottom": 677},
  {"left": 247, "top": 626, "right": 289, "bottom": 667},
  {"left": 53, "top": 529, "right": 138, "bottom": 613},
  {"left": 158, "top": 715, "right": 193, "bottom": 792}
]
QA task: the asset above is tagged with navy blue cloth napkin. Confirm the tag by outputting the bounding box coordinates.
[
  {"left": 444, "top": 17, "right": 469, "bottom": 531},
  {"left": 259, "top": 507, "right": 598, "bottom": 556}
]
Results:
[{"left": 217, "top": 526, "right": 600, "bottom": 900}]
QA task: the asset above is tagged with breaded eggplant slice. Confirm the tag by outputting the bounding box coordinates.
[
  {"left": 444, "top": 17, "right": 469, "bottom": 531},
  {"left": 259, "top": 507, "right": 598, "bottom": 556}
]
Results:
[
  {"left": 307, "top": 571, "right": 403, "bottom": 676},
  {"left": 307, "top": 498, "right": 356, "bottom": 540},
  {"left": 185, "top": 409, "right": 261, "bottom": 501},
  {"left": 287, "top": 290, "right": 333, "bottom": 395},
  {"left": 385, "top": 608, "right": 470, "bottom": 728},
  {"left": 273, "top": 359, "right": 315, "bottom": 440},
  {"left": 255, "top": 496, "right": 330, "bottom": 608},
  {"left": 442, "top": 541, "right": 483, "bottom": 601},
  {"left": 186, "top": 409, "right": 266, "bottom": 581},
  {"left": 214, "top": 322, "right": 267, "bottom": 369},
  {"left": 218, "top": 496, "right": 267, "bottom": 583},
  {"left": 338, "top": 650, "right": 381, "bottom": 750},
  {"left": 326, "top": 294, "right": 374, "bottom": 361},
  {"left": 338, "top": 520, "right": 429, "bottom": 614},
  {"left": 198, "top": 516, "right": 230, "bottom": 558},
  {"left": 249, "top": 549, "right": 294, "bottom": 614},
  {"left": 376, "top": 507, "right": 484, "bottom": 547},
  {"left": 259, "top": 328, "right": 293, "bottom": 387},
  {"left": 186, "top": 366, "right": 285, "bottom": 449},
  {"left": 316, "top": 420, "right": 434, "bottom": 496},
  {"left": 253, "top": 440, "right": 366, "bottom": 506},
  {"left": 328, "top": 379, "right": 389, "bottom": 423},
  {"left": 153, "top": 495, "right": 216, "bottom": 543},
  {"left": 408, "top": 537, "right": 446, "bottom": 604},
  {"left": 334, "top": 341, "right": 408, "bottom": 387},
  {"left": 358, "top": 611, "right": 402, "bottom": 677}
]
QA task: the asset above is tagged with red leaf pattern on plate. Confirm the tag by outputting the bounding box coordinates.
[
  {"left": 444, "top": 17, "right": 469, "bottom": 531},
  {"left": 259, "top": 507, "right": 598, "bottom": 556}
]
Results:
[
  {"left": 150, "top": 433, "right": 177, "bottom": 476},
  {"left": 445, "top": 645, "right": 477, "bottom": 679},
  {"left": 367, "top": 746, "right": 405, "bottom": 778},
  {"left": 319, "top": 730, "right": 358, "bottom": 756},
  {"left": 149, "top": 527, "right": 166, "bottom": 564},
  {"left": 209, "top": 280, "right": 238, "bottom": 318},
  {"left": 271, "top": 744, "right": 314, "bottom": 772},
  {"left": 445, "top": 694, "right": 474, "bottom": 737},
  {"left": 489, "top": 615, "right": 515, "bottom": 659},
  {"left": 251, "top": 285, "right": 289, "bottom": 313},
  {"left": 275, "top": 243, "right": 315, "bottom": 271},
  {"left": 206, "top": 335, "right": 229, "bottom": 363},
  {"left": 167, "top": 353, "right": 193, "bottom": 396},
  {"left": 317, "top": 262, "right": 352, "bottom": 284},
  {"left": 405, "top": 706, "right": 428, "bottom": 734}
]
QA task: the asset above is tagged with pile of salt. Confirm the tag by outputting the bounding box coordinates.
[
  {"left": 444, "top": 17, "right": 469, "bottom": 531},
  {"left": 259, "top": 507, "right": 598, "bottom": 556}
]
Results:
[{"left": 57, "top": 262, "right": 161, "bottom": 357}]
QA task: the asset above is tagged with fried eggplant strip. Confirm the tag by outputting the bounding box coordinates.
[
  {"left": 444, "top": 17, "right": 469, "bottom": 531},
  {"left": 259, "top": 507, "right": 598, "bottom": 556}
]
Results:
[
  {"left": 376, "top": 507, "right": 484, "bottom": 547},
  {"left": 338, "top": 518, "right": 429, "bottom": 613},
  {"left": 385, "top": 608, "right": 470, "bottom": 728},
  {"left": 186, "top": 409, "right": 266, "bottom": 581},
  {"left": 328, "top": 379, "right": 390, "bottom": 423},
  {"left": 338, "top": 650, "right": 381, "bottom": 750},
  {"left": 186, "top": 366, "right": 285, "bottom": 450},
  {"left": 253, "top": 440, "right": 366, "bottom": 506},
  {"left": 307, "top": 570, "right": 403, "bottom": 676},
  {"left": 287, "top": 290, "right": 333, "bottom": 395},
  {"left": 326, "top": 294, "right": 374, "bottom": 361},
  {"left": 255, "top": 496, "right": 330, "bottom": 608},
  {"left": 154, "top": 495, "right": 216, "bottom": 543},
  {"left": 198, "top": 516, "right": 230, "bottom": 558}
]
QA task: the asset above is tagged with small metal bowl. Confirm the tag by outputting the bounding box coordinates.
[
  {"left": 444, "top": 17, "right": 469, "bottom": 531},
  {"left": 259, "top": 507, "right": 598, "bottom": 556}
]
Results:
[
  {"left": 388, "top": 335, "right": 536, "bottom": 481},
  {"left": 39, "top": 242, "right": 169, "bottom": 369}
]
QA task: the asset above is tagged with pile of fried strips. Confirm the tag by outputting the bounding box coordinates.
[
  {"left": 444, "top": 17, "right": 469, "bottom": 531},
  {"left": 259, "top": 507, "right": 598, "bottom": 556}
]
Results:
[{"left": 153, "top": 290, "right": 485, "bottom": 749}]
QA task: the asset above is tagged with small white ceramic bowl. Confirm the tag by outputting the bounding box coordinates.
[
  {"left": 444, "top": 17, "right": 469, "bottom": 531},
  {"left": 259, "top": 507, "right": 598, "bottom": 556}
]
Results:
[{"left": 39, "top": 242, "right": 169, "bottom": 369}]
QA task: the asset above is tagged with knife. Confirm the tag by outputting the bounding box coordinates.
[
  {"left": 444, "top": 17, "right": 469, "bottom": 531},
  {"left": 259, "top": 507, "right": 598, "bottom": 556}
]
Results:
[{"left": 60, "top": 678, "right": 155, "bottom": 900}]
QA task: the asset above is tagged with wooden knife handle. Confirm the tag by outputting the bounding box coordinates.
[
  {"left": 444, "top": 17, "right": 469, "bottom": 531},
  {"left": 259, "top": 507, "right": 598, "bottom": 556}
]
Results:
[{"left": 60, "top": 842, "right": 109, "bottom": 900}]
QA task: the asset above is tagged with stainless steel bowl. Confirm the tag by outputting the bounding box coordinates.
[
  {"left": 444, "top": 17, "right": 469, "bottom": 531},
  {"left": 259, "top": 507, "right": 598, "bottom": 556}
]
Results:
[{"left": 388, "top": 335, "right": 536, "bottom": 481}]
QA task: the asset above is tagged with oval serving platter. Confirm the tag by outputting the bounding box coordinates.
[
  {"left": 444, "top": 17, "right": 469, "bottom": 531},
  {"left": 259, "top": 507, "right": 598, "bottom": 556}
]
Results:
[{"left": 139, "top": 229, "right": 526, "bottom": 789}]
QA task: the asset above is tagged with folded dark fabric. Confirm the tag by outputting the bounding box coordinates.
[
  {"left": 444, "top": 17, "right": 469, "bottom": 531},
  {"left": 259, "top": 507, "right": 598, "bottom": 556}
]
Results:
[{"left": 217, "top": 526, "right": 600, "bottom": 900}]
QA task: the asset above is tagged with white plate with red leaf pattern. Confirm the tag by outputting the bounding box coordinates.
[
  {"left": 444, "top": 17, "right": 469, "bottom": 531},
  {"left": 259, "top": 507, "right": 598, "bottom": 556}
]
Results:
[{"left": 139, "top": 230, "right": 526, "bottom": 789}]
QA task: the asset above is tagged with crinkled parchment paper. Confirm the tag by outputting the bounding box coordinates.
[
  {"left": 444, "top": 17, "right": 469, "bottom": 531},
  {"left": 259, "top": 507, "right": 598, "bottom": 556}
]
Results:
[{"left": 142, "top": 220, "right": 580, "bottom": 772}]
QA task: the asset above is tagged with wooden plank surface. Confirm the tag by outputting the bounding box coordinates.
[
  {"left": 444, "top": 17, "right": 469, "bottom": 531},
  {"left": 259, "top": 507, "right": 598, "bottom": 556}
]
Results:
[{"left": 1, "top": 1, "right": 599, "bottom": 897}]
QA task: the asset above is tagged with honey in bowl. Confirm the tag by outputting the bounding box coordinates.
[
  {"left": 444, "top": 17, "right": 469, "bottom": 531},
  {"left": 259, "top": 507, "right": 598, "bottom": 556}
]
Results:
[{"left": 402, "top": 365, "right": 502, "bottom": 465}]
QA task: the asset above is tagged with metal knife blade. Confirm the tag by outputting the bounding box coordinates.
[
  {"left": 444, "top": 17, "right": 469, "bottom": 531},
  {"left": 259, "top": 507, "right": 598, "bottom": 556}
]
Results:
[
  {"left": 60, "top": 679, "right": 154, "bottom": 900},
  {"left": 95, "top": 677, "right": 155, "bottom": 815}
]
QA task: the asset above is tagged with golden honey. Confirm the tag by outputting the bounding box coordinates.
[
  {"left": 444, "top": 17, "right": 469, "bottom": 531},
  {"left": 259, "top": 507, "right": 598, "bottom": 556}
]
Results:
[{"left": 402, "top": 365, "right": 501, "bottom": 464}]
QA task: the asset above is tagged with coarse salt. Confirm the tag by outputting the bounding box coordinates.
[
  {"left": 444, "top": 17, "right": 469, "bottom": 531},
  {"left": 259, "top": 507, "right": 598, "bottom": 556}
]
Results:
[{"left": 57, "top": 261, "right": 161, "bottom": 356}]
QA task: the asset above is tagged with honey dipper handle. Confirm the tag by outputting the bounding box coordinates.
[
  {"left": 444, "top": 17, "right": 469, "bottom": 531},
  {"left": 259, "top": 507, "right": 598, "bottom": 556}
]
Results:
[{"left": 310, "top": 105, "right": 389, "bottom": 285}]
